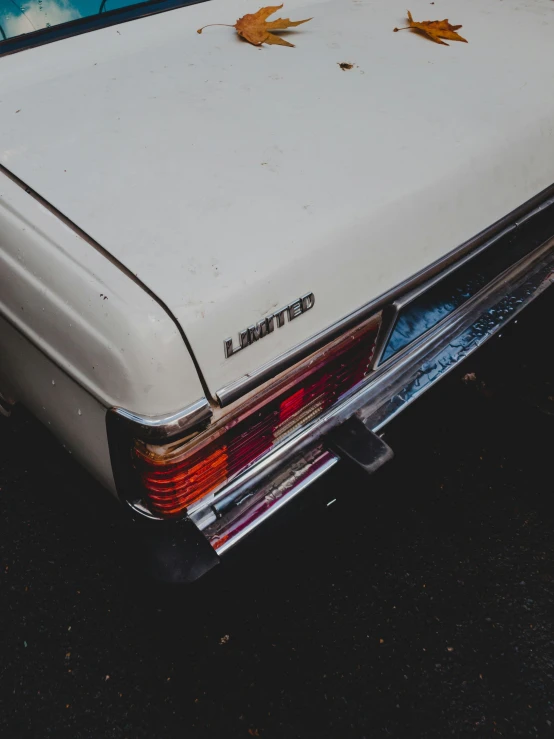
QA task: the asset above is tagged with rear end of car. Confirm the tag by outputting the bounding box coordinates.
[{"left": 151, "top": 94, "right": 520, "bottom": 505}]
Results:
[
  {"left": 2, "top": 0, "right": 554, "bottom": 582},
  {"left": 106, "top": 188, "right": 554, "bottom": 581}
]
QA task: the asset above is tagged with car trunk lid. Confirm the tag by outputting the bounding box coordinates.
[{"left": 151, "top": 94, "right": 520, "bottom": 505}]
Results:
[{"left": 1, "top": 0, "right": 554, "bottom": 401}]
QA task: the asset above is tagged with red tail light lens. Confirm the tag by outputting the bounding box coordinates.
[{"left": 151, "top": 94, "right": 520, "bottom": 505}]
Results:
[{"left": 133, "top": 314, "right": 381, "bottom": 516}]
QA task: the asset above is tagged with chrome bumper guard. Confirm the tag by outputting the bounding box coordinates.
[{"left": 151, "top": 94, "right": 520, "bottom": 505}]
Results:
[{"left": 192, "top": 238, "right": 554, "bottom": 554}]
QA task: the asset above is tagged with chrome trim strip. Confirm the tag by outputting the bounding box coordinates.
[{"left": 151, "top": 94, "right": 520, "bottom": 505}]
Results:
[
  {"left": 111, "top": 398, "right": 212, "bottom": 441},
  {"left": 372, "top": 196, "right": 554, "bottom": 369},
  {"left": 369, "top": 304, "right": 398, "bottom": 370},
  {"left": 212, "top": 452, "right": 339, "bottom": 555},
  {"left": 216, "top": 184, "right": 554, "bottom": 407},
  {"left": 377, "top": 195, "right": 554, "bottom": 359},
  {"left": 391, "top": 223, "right": 520, "bottom": 313},
  {"left": 361, "top": 248, "right": 554, "bottom": 431},
  {"left": 193, "top": 237, "right": 554, "bottom": 530},
  {"left": 515, "top": 190, "right": 554, "bottom": 226}
]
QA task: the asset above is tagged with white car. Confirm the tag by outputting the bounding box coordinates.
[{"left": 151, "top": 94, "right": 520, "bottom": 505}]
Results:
[{"left": 1, "top": 0, "right": 553, "bottom": 581}]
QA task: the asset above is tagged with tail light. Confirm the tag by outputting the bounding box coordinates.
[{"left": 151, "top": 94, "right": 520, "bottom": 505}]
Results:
[{"left": 133, "top": 314, "right": 381, "bottom": 517}]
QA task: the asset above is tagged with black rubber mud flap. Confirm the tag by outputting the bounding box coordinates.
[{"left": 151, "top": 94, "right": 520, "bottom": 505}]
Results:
[
  {"left": 327, "top": 416, "right": 394, "bottom": 474},
  {"left": 127, "top": 516, "right": 220, "bottom": 585}
]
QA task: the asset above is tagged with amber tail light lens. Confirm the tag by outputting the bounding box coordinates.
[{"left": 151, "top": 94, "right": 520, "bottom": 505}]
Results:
[{"left": 133, "top": 314, "right": 381, "bottom": 517}]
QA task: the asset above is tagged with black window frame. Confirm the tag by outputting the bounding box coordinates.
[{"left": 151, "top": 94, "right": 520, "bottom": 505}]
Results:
[{"left": 0, "top": 0, "right": 206, "bottom": 56}]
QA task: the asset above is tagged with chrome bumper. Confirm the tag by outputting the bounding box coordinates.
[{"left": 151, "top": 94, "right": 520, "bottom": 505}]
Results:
[{"left": 192, "top": 237, "right": 554, "bottom": 554}]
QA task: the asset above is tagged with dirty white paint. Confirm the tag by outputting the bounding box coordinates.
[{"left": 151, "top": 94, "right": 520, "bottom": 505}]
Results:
[
  {"left": 0, "top": 313, "right": 117, "bottom": 494},
  {"left": 0, "top": 175, "right": 205, "bottom": 416},
  {"left": 1, "top": 0, "right": 554, "bottom": 399}
]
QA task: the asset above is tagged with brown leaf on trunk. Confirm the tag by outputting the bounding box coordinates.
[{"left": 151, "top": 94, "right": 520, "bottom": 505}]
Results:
[
  {"left": 197, "top": 4, "right": 312, "bottom": 48},
  {"left": 394, "top": 10, "right": 467, "bottom": 46}
]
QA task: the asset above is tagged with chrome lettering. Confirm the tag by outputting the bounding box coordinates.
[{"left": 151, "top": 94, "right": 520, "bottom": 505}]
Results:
[
  {"left": 239, "top": 329, "right": 249, "bottom": 349},
  {"left": 301, "top": 292, "right": 315, "bottom": 312},
  {"left": 224, "top": 292, "right": 315, "bottom": 358},
  {"left": 287, "top": 299, "right": 303, "bottom": 321},
  {"left": 274, "top": 308, "right": 287, "bottom": 328},
  {"left": 224, "top": 337, "right": 241, "bottom": 358},
  {"left": 248, "top": 315, "right": 278, "bottom": 344}
]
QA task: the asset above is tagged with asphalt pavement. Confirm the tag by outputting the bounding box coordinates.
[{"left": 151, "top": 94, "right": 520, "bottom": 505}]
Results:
[{"left": 1, "top": 290, "right": 554, "bottom": 739}]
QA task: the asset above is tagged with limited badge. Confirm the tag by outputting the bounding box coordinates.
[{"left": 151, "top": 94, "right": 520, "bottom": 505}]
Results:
[{"left": 224, "top": 293, "right": 315, "bottom": 358}]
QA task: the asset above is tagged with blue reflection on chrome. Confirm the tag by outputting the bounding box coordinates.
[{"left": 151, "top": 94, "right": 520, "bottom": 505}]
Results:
[
  {"left": 381, "top": 274, "right": 487, "bottom": 361},
  {"left": 381, "top": 201, "right": 554, "bottom": 364}
]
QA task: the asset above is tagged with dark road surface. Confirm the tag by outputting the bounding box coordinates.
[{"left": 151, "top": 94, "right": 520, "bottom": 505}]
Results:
[{"left": 1, "top": 291, "right": 554, "bottom": 739}]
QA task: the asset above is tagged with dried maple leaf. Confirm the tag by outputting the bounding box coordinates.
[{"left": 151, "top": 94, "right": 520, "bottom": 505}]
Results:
[
  {"left": 394, "top": 10, "right": 467, "bottom": 46},
  {"left": 197, "top": 4, "right": 312, "bottom": 48}
]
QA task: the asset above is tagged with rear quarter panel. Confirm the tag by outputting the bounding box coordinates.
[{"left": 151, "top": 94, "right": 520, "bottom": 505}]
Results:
[{"left": 0, "top": 171, "right": 206, "bottom": 491}]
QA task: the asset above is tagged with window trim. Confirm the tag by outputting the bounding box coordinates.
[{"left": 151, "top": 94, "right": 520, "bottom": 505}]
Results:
[{"left": 0, "top": 0, "right": 207, "bottom": 57}]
